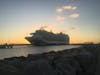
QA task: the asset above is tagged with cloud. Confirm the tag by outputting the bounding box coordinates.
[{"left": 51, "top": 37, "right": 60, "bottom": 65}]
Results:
[
  {"left": 71, "top": 27, "right": 78, "bottom": 31},
  {"left": 69, "top": 13, "right": 80, "bottom": 18},
  {"left": 63, "top": 5, "right": 72, "bottom": 10},
  {"left": 56, "top": 8, "right": 63, "bottom": 13},
  {"left": 63, "top": 5, "right": 77, "bottom": 10},
  {"left": 40, "top": 25, "right": 49, "bottom": 30},
  {"left": 65, "top": 26, "right": 79, "bottom": 33},
  {"left": 72, "top": 6, "right": 77, "bottom": 10},
  {"left": 56, "top": 16, "right": 65, "bottom": 22},
  {"left": 56, "top": 5, "right": 77, "bottom": 13}
]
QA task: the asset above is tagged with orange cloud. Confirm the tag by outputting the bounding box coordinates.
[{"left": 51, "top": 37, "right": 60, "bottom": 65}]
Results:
[
  {"left": 63, "top": 5, "right": 77, "bottom": 10},
  {"left": 56, "top": 16, "right": 65, "bottom": 22},
  {"left": 69, "top": 13, "right": 80, "bottom": 18},
  {"left": 40, "top": 25, "right": 49, "bottom": 30},
  {"left": 72, "top": 6, "right": 77, "bottom": 10},
  {"left": 63, "top": 5, "right": 72, "bottom": 10},
  {"left": 56, "top": 8, "right": 63, "bottom": 13}
]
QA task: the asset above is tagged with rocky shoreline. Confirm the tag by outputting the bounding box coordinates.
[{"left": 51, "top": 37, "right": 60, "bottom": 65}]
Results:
[{"left": 0, "top": 45, "right": 100, "bottom": 75}]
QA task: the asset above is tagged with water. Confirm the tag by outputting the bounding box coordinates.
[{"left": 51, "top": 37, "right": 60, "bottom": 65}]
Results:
[{"left": 0, "top": 45, "right": 80, "bottom": 59}]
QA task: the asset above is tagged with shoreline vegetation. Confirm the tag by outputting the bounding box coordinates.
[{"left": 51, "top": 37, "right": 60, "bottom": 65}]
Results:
[{"left": 0, "top": 44, "right": 100, "bottom": 75}]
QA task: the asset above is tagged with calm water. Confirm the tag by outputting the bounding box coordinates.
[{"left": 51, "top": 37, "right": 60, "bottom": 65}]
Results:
[{"left": 0, "top": 45, "right": 80, "bottom": 59}]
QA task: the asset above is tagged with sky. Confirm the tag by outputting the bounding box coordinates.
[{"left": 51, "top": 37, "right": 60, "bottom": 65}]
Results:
[{"left": 0, "top": 0, "right": 100, "bottom": 44}]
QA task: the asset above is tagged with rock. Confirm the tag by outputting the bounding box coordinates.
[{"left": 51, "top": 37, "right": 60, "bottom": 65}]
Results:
[
  {"left": 74, "top": 52, "right": 96, "bottom": 75},
  {"left": 0, "top": 63, "right": 23, "bottom": 75},
  {"left": 44, "top": 51, "right": 57, "bottom": 62},
  {"left": 53, "top": 55, "right": 82, "bottom": 75},
  {"left": 24, "top": 59, "right": 57, "bottom": 75},
  {"left": 27, "top": 54, "right": 46, "bottom": 61}
]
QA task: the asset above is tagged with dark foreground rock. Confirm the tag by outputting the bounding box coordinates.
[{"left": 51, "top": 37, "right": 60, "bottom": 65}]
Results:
[{"left": 0, "top": 44, "right": 100, "bottom": 75}]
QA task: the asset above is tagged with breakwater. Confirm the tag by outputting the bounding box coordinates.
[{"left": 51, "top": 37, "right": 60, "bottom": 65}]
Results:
[{"left": 0, "top": 44, "right": 100, "bottom": 75}]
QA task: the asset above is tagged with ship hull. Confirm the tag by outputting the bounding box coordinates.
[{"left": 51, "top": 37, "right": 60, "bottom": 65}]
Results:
[{"left": 25, "top": 37, "right": 69, "bottom": 46}]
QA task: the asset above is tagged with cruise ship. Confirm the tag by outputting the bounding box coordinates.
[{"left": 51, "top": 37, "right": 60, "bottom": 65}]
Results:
[{"left": 25, "top": 29, "right": 69, "bottom": 46}]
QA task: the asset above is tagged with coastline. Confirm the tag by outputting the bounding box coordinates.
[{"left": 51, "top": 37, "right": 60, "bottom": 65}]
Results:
[{"left": 0, "top": 44, "right": 100, "bottom": 75}]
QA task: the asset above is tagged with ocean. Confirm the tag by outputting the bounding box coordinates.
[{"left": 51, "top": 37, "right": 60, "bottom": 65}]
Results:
[{"left": 0, "top": 45, "right": 80, "bottom": 59}]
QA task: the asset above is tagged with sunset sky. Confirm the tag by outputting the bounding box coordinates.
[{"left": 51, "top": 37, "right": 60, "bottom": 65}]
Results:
[{"left": 0, "top": 0, "right": 100, "bottom": 44}]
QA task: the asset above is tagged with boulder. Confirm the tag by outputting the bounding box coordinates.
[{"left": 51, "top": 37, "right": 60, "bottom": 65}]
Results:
[
  {"left": 0, "top": 63, "right": 23, "bottom": 75},
  {"left": 74, "top": 52, "right": 96, "bottom": 75},
  {"left": 53, "top": 55, "right": 82, "bottom": 75},
  {"left": 24, "top": 59, "right": 57, "bottom": 75}
]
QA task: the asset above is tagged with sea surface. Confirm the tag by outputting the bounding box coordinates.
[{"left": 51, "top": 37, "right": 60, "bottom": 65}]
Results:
[{"left": 0, "top": 45, "right": 81, "bottom": 59}]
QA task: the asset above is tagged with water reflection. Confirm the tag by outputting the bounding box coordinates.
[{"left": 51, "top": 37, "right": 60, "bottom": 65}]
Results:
[{"left": 0, "top": 45, "right": 80, "bottom": 59}]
